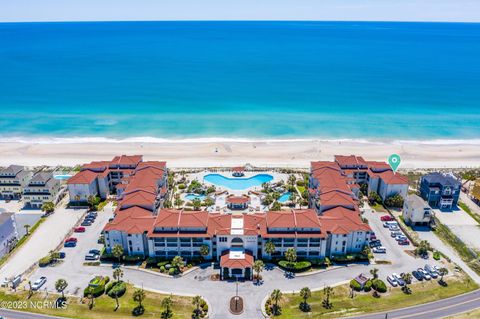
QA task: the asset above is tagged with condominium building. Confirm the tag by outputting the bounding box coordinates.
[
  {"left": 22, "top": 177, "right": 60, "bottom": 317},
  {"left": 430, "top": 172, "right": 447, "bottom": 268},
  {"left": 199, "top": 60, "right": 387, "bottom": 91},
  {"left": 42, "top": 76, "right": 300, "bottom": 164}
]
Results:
[
  {"left": 0, "top": 165, "right": 32, "bottom": 199},
  {"left": 0, "top": 213, "right": 18, "bottom": 257},
  {"left": 23, "top": 172, "right": 61, "bottom": 209}
]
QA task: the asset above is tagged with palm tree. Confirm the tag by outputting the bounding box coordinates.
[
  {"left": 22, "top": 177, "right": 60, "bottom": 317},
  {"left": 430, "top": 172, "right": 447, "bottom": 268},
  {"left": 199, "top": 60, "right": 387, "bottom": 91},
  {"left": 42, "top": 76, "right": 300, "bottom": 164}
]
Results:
[
  {"left": 55, "top": 279, "right": 68, "bottom": 299},
  {"left": 113, "top": 268, "right": 123, "bottom": 283},
  {"left": 285, "top": 248, "right": 297, "bottom": 266},
  {"left": 370, "top": 267, "right": 379, "bottom": 279},
  {"left": 322, "top": 286, "right": 334, "bottom": 309},
  {"left": 161, "top": 296, "right": 173, "bottom": 319},
  {"left": 438, "top": 267, "right": 449, "bottom": 283},
  {"left": 253, "top": 260, "right": 264, "bottom": 283},
  {"left": 171, "top": 255, "right": 184, "bottom": 272},
  {"left": 24, "top": 224, "right": 31, "bottom": 236},
  {"left": 192, "top": 198, "right": 202, "bottom": 211},
  {"left": 200, "top": 245, "right": 209, "bottom": 258},
  {"left": 288, "top": 174, "right": 296, "bottom": 186},
  {"left": 299, "top": 287, "right": 311, "bottom": 310},
  {"left": 192, "top": 295, "right": 202, "bottom": 318},
  {"left": 41, "top": 201, "right": 55, "bottom": 214},
  {"left": 270, "top": 289, "right": 283, "bottom": 316},
  {"left": 87, "top": 286, "right": 95, "bottom": 309},
  {"left": 401, "top": 272, "right": 412, "bottom": 284},
  {"left": 133, "top": 288, "right": 145, "bottom": 309},
  {"left": 265, "top": 241, "right": 276, "bottom": 259},
  {"left": 112, "top": 244, "right": 124, "bottom": 264},
  {"left": 174, "top": 197, "right": 184, "bottom": 208}
]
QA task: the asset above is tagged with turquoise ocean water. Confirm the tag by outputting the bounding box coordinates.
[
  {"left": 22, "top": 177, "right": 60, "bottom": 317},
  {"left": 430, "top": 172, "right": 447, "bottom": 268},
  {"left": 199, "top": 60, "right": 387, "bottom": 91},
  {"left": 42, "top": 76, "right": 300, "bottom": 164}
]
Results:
[{"left": 0, "top": 21, "right": 479, "bottom": 142}]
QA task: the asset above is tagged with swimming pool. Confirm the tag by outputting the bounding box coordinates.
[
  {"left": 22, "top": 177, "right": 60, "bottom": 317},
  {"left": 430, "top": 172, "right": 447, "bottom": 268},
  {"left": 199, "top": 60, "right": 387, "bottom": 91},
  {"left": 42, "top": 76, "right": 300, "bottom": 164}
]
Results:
[
  {"left": 54, "top": 174, "right": 72, "bottom": 180},
  {"left": 278, "top": 192, "right": 292, "bottom": 203},
  {"left": 204, "top": 174, "right": 273, "bottom": 190},
  {"left": 184, "top": 193, "right": 207, "bottom": 201}
]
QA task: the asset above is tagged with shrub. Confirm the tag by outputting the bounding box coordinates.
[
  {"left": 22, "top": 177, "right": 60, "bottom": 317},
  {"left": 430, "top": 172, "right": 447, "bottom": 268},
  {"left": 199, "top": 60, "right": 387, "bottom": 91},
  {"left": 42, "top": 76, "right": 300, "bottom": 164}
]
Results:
[
  {"left": 84, "top": 284, "right": 105, "bottom": 298},
  {"left": 39, "top": 255, "right": 52, "bottom": 267},
  {"left": 296, "top": 180, "right": 305, "bottom": 187},
  {"left": 178, "top": 183, "right": 186, "bottom": 190},
  {"left": 350, "top": 279, "right": 362, "bottom": 291},
  {"left": 168, "top": 267, "right": 176, "bottom": 275},
  {"left": 372, "top": 279, "right": 387, "bottom": 293},
  {"left": 160, "top": 266, "right": 166, "bottom": 273},
  {"left": 105, "top": 281, "right": 115, "bottom": 294},
  {"left": 278, "top": 260, "right": 311, "bottom": 272},
  {"left": 364, "top": 280, "right": 373, "bottom": 292},
  {"left": 107, "top": 281, "right": 127, "bottom": 298},
  {"left": 433, "top": 251, "right": 441, "bottom": 260},
  {"left": 84, "top": 276, "right": 109, "bottom": 297}
]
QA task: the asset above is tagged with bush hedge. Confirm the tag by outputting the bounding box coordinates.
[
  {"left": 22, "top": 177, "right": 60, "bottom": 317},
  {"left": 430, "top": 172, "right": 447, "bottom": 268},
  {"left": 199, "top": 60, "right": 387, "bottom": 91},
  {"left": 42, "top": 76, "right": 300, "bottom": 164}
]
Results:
[
  {"left": 39, "top": 255, "right": 52, "bottom": 267},
  {"left": 364, "top": 280, "right": 373, "bottom": 292},
  {"left": 84, "top": 276, "right": 110, "bottom": 298},
  {"left": 350, "top": 279, "right": 362, "bottom": 291},
  {"left": 107, "top": 281, "right": 127, "bottom": 298},
  {"left": 278, "top": 260, "right": 311, "bottom": 272},
  {"left": 372, "top": 279, "right": 387, "bottom": 293}
]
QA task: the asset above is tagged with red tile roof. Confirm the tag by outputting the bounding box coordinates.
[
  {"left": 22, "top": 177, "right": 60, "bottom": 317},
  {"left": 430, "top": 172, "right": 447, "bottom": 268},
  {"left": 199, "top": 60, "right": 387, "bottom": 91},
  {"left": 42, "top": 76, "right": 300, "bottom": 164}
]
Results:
[
  {"left": 111, "top": 155, "right": 143, "bottom": 167},
  {"left": 334, "top": 155, "right": 367, "bottom": 168},
  {"left": 104, "top": 207, "right": 155, "bottom": 234},
  {"left": 226, "top": 196, "right": 250, "bottom": 204},
  {"left": 220, "top": 250, "right": 254, "bottom": 268},
  {"left": 319, "top": 207, "right": 371, "bottom": 234},
  {"left": 67, "top": 170, "right": 98, "bottom": 185}
]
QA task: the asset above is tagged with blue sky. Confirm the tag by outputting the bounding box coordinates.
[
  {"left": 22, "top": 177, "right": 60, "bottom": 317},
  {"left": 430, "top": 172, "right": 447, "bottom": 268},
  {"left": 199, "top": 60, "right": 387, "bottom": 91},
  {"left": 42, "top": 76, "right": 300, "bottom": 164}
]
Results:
[{"left": 1, "top": 0, "right": 480, "bottom": 22}]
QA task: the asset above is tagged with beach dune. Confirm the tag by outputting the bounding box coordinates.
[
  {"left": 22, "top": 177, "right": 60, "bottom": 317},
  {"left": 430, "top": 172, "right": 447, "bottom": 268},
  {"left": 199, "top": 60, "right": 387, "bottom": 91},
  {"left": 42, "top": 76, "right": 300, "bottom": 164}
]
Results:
[{"left": 0, "top": 139, "right": 478, "bottom": 169}]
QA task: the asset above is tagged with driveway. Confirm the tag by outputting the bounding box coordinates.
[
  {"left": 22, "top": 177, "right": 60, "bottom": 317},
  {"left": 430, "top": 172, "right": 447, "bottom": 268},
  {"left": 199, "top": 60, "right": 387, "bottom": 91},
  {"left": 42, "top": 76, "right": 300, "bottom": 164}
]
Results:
[
  {"left": 0, "top": 206, "right": 85, "bottom": 281},
  {"left": 434, "top": 205, "right": 480, "bottom": 250}
]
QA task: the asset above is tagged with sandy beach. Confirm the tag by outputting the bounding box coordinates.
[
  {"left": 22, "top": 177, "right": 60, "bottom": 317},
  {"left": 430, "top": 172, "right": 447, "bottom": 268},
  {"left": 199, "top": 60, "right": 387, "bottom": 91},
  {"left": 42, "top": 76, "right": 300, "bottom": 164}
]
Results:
[{"left": 0, "top": 139, "right": 479, "bottom": 169}]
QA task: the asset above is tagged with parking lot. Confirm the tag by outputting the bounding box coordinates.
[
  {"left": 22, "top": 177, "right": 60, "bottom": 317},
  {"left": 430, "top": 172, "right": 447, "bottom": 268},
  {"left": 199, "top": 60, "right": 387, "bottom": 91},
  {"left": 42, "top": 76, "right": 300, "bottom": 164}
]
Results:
[
  {"left": 1, "top": 206, "right": 85, "bottom": 281},
  {"left": 30, "top": 203, "right": 114, "bottom": 294}
]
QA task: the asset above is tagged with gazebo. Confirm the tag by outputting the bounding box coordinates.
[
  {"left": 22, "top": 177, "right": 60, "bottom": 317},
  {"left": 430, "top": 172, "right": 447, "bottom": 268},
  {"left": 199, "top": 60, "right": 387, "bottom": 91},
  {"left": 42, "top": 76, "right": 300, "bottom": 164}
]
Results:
[{"left": 232, "top": 167, "right": 245, "bottom": 177}]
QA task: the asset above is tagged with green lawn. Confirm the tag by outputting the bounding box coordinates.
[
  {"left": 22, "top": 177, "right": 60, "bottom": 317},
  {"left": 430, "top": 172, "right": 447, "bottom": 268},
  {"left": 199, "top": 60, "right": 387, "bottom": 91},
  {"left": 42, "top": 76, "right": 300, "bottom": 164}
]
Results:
[
  {"left": 0, "top": 284, "right": 195, "bottom": 319},
  {"left": 370, "top": 203, "right": 387, "bottom": 213},
  {"left": 275, "top": 275, "right": 477, "bottom": 319}
]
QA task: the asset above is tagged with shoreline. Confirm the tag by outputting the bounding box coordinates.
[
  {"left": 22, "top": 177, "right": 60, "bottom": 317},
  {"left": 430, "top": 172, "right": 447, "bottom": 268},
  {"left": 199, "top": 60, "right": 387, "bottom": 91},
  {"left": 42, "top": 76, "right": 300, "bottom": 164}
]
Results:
[{"left": 1, "top": 139, "right": 479, "bottom": 169}]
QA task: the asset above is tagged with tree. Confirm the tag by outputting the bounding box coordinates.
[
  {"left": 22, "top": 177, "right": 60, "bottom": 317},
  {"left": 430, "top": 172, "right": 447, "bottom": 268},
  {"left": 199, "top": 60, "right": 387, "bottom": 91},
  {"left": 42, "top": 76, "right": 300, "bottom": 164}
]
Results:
[
  {"left": 133, "top": 288, "right": 145, "bottom": 309},
  {"left": 385, "top": 194, "right": 404, "bottom": 208},
  {"left": 289, "top": 192, "right": 297, "bottom": 206},
  {"left": 322, "top": 286, "right": 334, "bottom": 309},
  {"left": 288, "top": 174, "right": 296, "bottom": 186},
  {"left": 87, "top": 286, "right": 95, "bottom": 309},
  {"left": 272, "top": 192, "right": 281, "bottom": 201},
  {"left": 174, "top": 197, "right": 184, "bottom": 208},
  {"left": 415, "top": 240, "right": 431, "bottom": 256},
  {"left": 24, "top": 224, "right": 31, "bottom": 236},
  {"left": 192, "top": 295, "right": 202, "bottom": 319},
  {"left": 401, "top": 272, "right": 412, "bottom": 284},
  {"left": 192, "top": 198, "right": 202, "bottom": 211},
  {"left": 368, "top": 192, "right": 382, "bottom": 205},
  {"left": 87, "top": 195, "right": 101, "bottom": 210},
  {"left": 285, "top": 248, "right": 297, "bottom": 265},
  {"left": 299, "top": 287, "right": 311, "bottom": 312},
  {"left": 41, "top": 201, "right": 55, "bottom": 214},
  {"left": 200, "top": 245, "right": 209, "bottom": 258},
  {"left": 253, "top": 260, "right": 265, "bottom": 283},
  {"left": 113, "top": 268, "right": 124, "bottom": 283},
  {"left": 438, "top": 267, "right": 449, "bottom": 283},
  {"left": 370, "top": 267, "right": 379, "bottom": 279},
  {"left": 161, "top": 296, "right": 174, "bottom": 319},
  {"left": 265, "top": 241, "right": 276, "bottom": 258},
  {"left": 270, "top": 289, "right": 283, "bottom": 316},
  {"left": 55, "top": 279, "right": 68, "bottom": 299},
  {"left": 171, "top": 255, "right": 184, "bottom": 271},
  {"left": 270, "top": 201, "right": 282, "bottom": 211},
  {"left": 203, "top": 197, "right": 215, "bottom": 207},
  {"left": 112, "top": 244, "right": 124, "bottom": 264},
  {"left": 263, "top": 194, "right": 274, "bottom": 206}
]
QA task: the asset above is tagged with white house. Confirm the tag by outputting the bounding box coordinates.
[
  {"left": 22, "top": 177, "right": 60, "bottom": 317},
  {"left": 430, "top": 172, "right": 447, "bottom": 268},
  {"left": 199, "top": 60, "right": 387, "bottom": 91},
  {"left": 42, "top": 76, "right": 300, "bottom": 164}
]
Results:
[{"left": 403, "top": 194, "right": 433, "bottom": 226}]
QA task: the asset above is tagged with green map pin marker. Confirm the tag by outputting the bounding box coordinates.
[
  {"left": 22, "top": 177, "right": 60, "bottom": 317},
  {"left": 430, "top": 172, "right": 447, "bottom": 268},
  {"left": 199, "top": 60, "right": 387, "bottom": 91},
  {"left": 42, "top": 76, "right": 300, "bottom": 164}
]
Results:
[{"left": 388, "top": 154, "right": 401, "bottom": 173}]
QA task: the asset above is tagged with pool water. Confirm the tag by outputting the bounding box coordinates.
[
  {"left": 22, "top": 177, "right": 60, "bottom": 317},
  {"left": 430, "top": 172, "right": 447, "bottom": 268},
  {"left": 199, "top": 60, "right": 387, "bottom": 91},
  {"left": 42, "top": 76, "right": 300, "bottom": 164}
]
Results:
[
  {"left": 184, "top": 193, "right": 207, "bottom": 201},
  {"left": 204, "top": 174, "right": 273, "bottom": 190},
  {"left": 278, "top": 192, "right": 292, "bottom": 203},
  {"left": 54, "top": 174, "right": 72, "bottom": 180}
]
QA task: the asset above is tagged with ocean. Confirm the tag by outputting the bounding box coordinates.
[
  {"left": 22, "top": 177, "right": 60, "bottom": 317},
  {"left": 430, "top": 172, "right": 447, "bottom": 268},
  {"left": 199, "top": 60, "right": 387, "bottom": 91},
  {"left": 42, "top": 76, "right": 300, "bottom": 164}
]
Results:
[{"left": 0, "top": 21, "right": 479, "bottom": 143}]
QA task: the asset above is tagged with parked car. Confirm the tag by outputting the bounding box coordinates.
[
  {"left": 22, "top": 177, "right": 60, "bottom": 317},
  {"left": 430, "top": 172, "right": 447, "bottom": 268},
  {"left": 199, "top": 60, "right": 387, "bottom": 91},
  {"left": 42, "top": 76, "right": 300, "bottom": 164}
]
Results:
[
  {"left": 412, "top": 270, "right": 424, "bottom": 281},
  {"left": 425, "top": 264, "right": 438, "bottom": 278},
  {"left": 65, "top": 237, "right": 77, "bottom": 242},
  {"left": 398, "top": 239, "right": 410, "bottom": 245},
  {"left": 31, "top": 277, "right": 47, "bottom": 290},
  {"left": 388, "top": 225, "right": 400, "bottom": 232},
  {"left": 395, "top": 235, "right": 408, "bottom": 241},
  {"left": 387, "top": 275, "right": 398, "bottom": 287},
  {"left": 87, "top": 212, "right": 98, "bottom": 217},
  {"left": 64, "top": 241, "right": 76, "bottom": 248},
  {"left": 372, "top": 246, "right": 386, "bottom": 253},
  {"left": 383, "top": 221, "right": 398, "bottom": 228},
  {"left": 89, "top": 249, "right": 101, "bottom": 256},
  {"left": 381, "top": 215, "right": 395, "bottom": 221},
  {"left": 418, "top": 268, "right": 431, "bottom": 280},
  {"left": 58, "top": 251, "right": 66, "bottom": 259},
  {"left": 74, "top": 226, "right": 86, "bottom": 233},
  {"left": 369, "top": 240, "right": 382, "bottom": 248},
  {"left": 392, "top": 273, "right": 405, "bottom": 286},
  {"left": 85, "top": 253, "right": 100, "bottom": 261},
  {"left": 81, "top": 220, "right": 92, "bottom": 226},
  {"left": 390, "top": 231, "right": 403, "bottom": 238}
]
